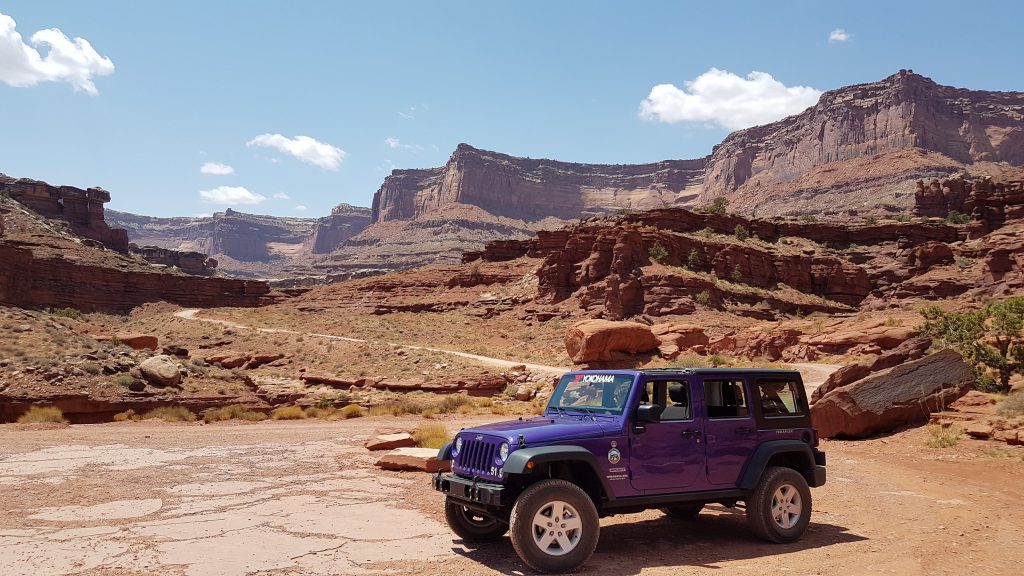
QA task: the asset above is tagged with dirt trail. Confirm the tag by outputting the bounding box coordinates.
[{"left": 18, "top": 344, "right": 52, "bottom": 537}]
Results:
[
  {"left": 173, "top": 309, "right": 841, "bottom": 386},
  {"left": 1, "top": 419, "right": 1021, "bottom": 576}
]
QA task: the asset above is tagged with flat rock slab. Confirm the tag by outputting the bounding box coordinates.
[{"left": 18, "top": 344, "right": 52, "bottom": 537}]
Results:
[
  {"left": 375, "top": 447, "right": 449, "bottom": 473},
  {"left": 365, "top": 432, "right": 416, "bottom": 451}
]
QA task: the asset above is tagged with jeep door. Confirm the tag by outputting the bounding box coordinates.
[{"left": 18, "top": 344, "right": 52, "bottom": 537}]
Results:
[
  {"left": 628, "top": 379, "right": 706, "bottom": 492},
  {"left": 699, "top": 376, "right": 756, "bottom": 486}
]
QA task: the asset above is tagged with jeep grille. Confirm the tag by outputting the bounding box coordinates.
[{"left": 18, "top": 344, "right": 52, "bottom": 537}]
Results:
[{"left": 455, "top": 438, "right": 498, "bottom": 476}]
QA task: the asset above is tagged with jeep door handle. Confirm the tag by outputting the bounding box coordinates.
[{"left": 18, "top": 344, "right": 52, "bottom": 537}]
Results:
[
  {"left": 680, "top": 429, "right": 701, "bottom": 439},
  {"left": 735, "top": 426, "right": 755, "bottom": 436}
]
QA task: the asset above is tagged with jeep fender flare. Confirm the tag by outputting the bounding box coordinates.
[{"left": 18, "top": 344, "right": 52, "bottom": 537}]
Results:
[
  {"left": 437, "top": 441, "right": 453, "bottom": 461},
  {"left": 738, "top": 440, "right": 819, "bottom": 490},
  {"left": 502, "top": 445, "right": 615, "bottom": 501}
]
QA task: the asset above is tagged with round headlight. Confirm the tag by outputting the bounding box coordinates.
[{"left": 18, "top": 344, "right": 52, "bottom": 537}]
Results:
[
  {"left": 454, "top": 437, "right": 463, "bottom": 454},
  {"left": 498, "top": 443, "right": 509, "bottom": 461}
]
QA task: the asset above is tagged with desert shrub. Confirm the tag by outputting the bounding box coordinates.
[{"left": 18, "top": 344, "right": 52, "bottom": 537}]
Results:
[
  {"left": 798, "top": 214, "right": 817, "bottom": 223},
  {"left": 113, "top": 409, "right": 139, "bottom": 422},
  {"left": 883, "top": 317, "right": 904, "bottom": 327},
  {"left": 468, "top": 262, "right": 482, "bottom": 278},
  {"left": 339, "top": 404, "right": 366, "bottom": 419},
  {"left": 730, "top": 265, "right": 743, "bottom": 283},
  {"left": 141, "top": 406, "right": 196, "bottom": 422},
  {"left": 51, "top": 307, "right": 82, "bottom": 320},
  {"left": 413, "top": 423, "right": 451, "bottom": 449},
  {"left": 457, "top": 404, "right": 474, "bottom": 415},
  {"left": 107, "top": 336, "right": 123, "bottom": 348},
  {"left": 271, "top": 406, "right": 307, "bottom": 420},
  {"left": 673, "top": 356, "right": 709, "bottom": 368},
  {"left": 490, "top": 404, "right": 509, "bottom": 415},
  {"left": 863, "top": 215, "right": 878, "bottom": 225},
  {"left": 945, "top": 211, "right": 971, "bottom": 225},
  {"left": 695, "top": 290, "right": 711, "bottom": 306},
  {"left": 955, "top": 256, "right": 974, "bottom": 269},
  {"left": 81, "top": 362, "right": 101, "bottom": 375},
  {"left": 893, "top": 214, "right": 911, "bottom": 223},
  {"left": 708, "top": 354, "right": 729, "bottom": 367},
  {"left": 437, "top": 394, "right": 471, "bottom": 413},
  {"left": 368, "top": 398, "right": 430, "bottom": 416},
  {"left": 648, "top": 242, "right": 669, "bottom": 263},
  {"left": 921, "top": 298, "right": 1024, "bottom": 393},
  {"left": 420, "top": 408, "right": 438, "bottom": 419},
  {"left": 996, "top": 392, "right": 1024, "bottom": 417},
  {"left": 926, "top": 425, "right": 963, "bottom": 448},
  {"left": 684, "top": 248, "right": 701, "bottom": 270},
  {"left": 733, "top": 224, "right": 749, "bottom": 241},
  {"left": 202, "top": 404, "right": 267, "bottom": 423},
  {"left": 474, "top": 397, "right": 493, "bottom": 408},
  {"left": 700, "top": 227, "right": 714, "bottom": 237},
  {"left": 701, "top": 197, "right": 728, "bottom": 215},
  {"left": 17, "top": 406, "right": 67, "bottom": 424}
]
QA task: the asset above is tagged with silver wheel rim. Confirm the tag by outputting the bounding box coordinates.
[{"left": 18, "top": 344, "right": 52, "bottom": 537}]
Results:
[
  {"left": 771, "top": 484, "right": 802, "bottom": 529},
  {"left": 531, "top": 500, "right": 582, "bottom": 556}
]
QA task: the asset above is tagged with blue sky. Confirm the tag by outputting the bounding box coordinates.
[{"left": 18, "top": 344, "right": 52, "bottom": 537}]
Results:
[{"left": 1, "top": 1, "right": 1023, "bottom": 218}]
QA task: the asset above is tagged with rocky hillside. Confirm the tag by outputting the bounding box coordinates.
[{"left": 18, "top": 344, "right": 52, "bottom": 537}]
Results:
[{"left": 699, "top": 70, "right": 1024, "bottom": 216}]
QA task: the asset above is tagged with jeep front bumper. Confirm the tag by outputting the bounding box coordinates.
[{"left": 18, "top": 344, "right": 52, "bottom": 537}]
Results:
[{"left": 433, "top": 472, "right": 506, "bottom": 508}]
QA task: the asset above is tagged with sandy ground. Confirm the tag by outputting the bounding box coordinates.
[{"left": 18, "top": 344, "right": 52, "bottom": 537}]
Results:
[{"left": 1, "top": 418, "right": 1022, "bottom": 576}]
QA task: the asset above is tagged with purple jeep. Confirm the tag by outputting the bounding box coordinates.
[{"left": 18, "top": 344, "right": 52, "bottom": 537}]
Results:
[{"left": 433, "top": 368, "right": 827, "bottom": 573}]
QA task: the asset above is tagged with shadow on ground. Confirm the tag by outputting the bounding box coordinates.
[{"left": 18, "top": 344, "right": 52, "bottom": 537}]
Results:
[{"left": 451, "top": 506, "right": 866, "bottom": 575}]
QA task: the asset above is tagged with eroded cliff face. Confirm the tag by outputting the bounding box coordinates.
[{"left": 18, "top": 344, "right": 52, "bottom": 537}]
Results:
[
  {"left": 371, "top": 144, "right": 706, "bottom": 224},
  {"left": 700, "top": 70, "right": 1024, "bottom": 215},
  {"left": 307, "top": 203, "right": 372, "bottom": 254}
]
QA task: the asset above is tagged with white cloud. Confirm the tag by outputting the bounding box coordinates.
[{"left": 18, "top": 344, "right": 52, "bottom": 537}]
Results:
[
  {"left": 294, "top": 205, "right": 307, "bottom": 212},
  {"left": 247, "top": 133, "right": 346, "bottom": 170},
  {"left": 199, "top": 162, "right": 234, "bottom": 176},
  {"left": 198, "top": 186, "right": 266, "bottom": 205},
  {"left": 385, "top": 136, "right": 423, "bottom": 150},
  {"left": 829, "top": 28, "right": 850, "bottom": 43},
  {"left": 0, "top": 12, "right": 114, "bottom": 95},
  {"left": 272, "top": 192, "right": 290, "bottom": 200},
  {"left": 638, "top": 68, "right": 822, "bottom": 131}
]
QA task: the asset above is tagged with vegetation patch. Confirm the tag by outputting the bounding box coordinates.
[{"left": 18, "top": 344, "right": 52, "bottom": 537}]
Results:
[
  {"left": 413, "top": 422, "right": 452, "bottom": 449},
  {"left": 17, "top": 406, "right": 68, "bottom": 424},
  {"left": 141, "top": 406, "right": 196, "bottom": 422},
  {"left": 926, "top": 424, "right": 964, "bottom": 448},
  {"left": 270, "top": 406, "right": 307, "bottom": 420},
  {"left": 202, "top": 405, "right": 267, "bottom": 423}
]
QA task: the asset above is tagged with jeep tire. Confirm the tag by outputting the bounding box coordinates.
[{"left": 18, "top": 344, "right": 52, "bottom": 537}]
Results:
[
  {"left": 746, "top": 466, "right": 812, "bottom": 543},
  {"left": 444, "top": 496, "right": 508, "bottom": 542},
  {"left": 661, "top": 502, "right": 704, "bottom": 519},
  {"left": 509, "top": 479, "right": 600, "bottom": 573}
]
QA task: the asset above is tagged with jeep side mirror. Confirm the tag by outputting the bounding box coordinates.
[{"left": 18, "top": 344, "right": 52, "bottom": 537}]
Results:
[{"left": 636, "top": 404, "right": 664, "bottom": 423}]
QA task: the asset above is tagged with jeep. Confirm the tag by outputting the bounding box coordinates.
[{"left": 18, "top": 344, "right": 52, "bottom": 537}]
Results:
[{"left": 433, "top": 368, "right": 826, "bottom": 573}]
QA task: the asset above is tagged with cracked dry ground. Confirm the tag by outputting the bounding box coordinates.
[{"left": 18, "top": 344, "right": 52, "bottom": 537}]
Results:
[{"left": 2, "top": 419, "right": 1023, "bottom": 576}]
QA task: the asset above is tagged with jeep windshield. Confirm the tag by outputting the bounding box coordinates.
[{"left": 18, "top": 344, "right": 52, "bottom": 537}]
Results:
[{"left": 547, "top": 373, "right": 635, "bottom": 415}]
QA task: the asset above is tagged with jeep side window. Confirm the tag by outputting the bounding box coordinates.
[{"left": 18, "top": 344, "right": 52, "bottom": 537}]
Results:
[
  {"left": 703, "top": 379, "right": 749, "bottom": 418},
  {"left": 757, "top": 379, "right": 804, "bottom": 416},
  {"left": 639, "top": 381, "right": 691, "bottom": 421}
]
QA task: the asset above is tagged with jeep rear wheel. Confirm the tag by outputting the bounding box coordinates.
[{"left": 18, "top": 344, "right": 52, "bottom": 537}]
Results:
[
  {"left": 661, "top": 502, "right": 704, "bottom": 519},
  {"left": 509, "top": 479, "right": 599, "bottom": 573},
  {"left": 746, "top": 466, "right": 812, "bottom": 543},
  {"left": 444, "top": 496, "right": 507, "bottom": 542}
]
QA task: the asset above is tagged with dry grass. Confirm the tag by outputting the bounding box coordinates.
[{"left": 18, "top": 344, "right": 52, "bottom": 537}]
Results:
[
  {"left": 113, "top": 409, "right": 140, "bottom": 422},
  {"left": 996, "top": 392, "right": 1024, "bottom": 417},
  {"left": 202, "top": 404, "right": 268, "bottom": 423},
  {"left": 413, "top": 422, "right": 451, "bottom": 449},
  {"left": 270, "top": 406, "right": 307, "bottom": 420},
  {"left": 339, "top": 404, "right": 367, "bottom": 419},
  {"left": 17, "top": 406, "right": 68, "bottom": 424},
  {"left": 141, "top": 406, "right": 196, "bottom": 422},
  {"left": 926, "top": 424, "right": 964, "bottom": 448}
]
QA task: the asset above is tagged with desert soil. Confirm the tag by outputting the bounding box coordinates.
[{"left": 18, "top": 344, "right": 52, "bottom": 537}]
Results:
[{"left": 1, "top": 418, "right": 1022, "bottom": 576}]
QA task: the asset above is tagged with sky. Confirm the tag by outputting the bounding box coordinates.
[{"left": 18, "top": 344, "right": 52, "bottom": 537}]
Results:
[{"left": 1, "top": 1, "right": 1023, "bottom": 218}]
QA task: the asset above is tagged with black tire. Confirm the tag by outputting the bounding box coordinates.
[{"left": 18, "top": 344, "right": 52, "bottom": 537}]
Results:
[
  {"left": 509, "top": 479, "right": 600, "bottom": 573},
  {"left": 444, "top": 496, "right": 508, "bottom": 542},
  {"left": 661, "top": 502, "right": 704, "bottom": 519},
  {"left": 745, "top": 466, "right": 812, "bottom": 543}
]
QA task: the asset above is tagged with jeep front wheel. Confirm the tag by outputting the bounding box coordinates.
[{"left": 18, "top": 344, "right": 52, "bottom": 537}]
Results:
[
  {"left": 746, "top": 466, "right": 812, "bottom": 543},
  {"left": 509, "top": 479, "right": 599, "bottom": 573},
  {"left": 444, "top": 497, "right": 507, "bottom": 542}
]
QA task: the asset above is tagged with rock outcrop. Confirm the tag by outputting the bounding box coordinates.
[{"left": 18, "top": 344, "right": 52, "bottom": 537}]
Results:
[
  {"left": 307, "top": 203, "right": 372, "bottom": 254},
  {"left": 810, "top": 349, "right": 973, "bottom": 438},
  {"left": 564, "top": 320, "right": 659, "bottom": 363}
]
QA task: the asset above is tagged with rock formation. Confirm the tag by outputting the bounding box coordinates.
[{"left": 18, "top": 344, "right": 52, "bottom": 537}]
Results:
[
  {"left": 564, "top": 320, "right": 660, "bottom": 363},
  {"left": 307, "top": 203, "right": 372, "bottom": 254}
]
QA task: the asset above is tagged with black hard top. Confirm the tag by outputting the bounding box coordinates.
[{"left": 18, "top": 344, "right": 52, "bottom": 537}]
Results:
[{"left": 637, "top": 368, "right": 801, "bottom": 376}]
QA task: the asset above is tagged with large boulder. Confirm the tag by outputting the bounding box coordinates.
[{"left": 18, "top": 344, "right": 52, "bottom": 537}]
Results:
[
  {"left": 651, "top": 323, "right": 709, "bottom": 359},
  {"left": 564, "top": 319, "right": 659, "bottom": 363},
  {"left": 115, "top": 333, "right": 158, "bottom": 351},
  {"left": 139, "top": 355, "right": 183, "bottom": 387},
  {"left": 365, "top": 433, "right": 416, "bottom": 451},
  {"left": 811, "top": 349, "right": 973, "bottom": 438},
  {"left": 375, "top": 447, "right": 450, "bottom": 473},
  {"left": 810, "top": 336, "right": 932, "bottom": 403}
]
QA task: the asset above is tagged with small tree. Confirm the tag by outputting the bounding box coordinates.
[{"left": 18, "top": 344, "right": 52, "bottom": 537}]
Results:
[
  {"left": 921, "top": 297, "right": 1024, "bottom": 393},
  {"left": 733, "top": 224, "right": 749, "bottom": 241},
  {"left": 701, "top": 197, "right": 728, "bottom": 215},
  {"left": 945, "top": 211, "right": 971, "bottom": 225},
  {"left": 649, "top": 242, "right": 669, "bottom": 264},
  {"left": 686, "top": 248, "right": 701, "bottom": 270}
]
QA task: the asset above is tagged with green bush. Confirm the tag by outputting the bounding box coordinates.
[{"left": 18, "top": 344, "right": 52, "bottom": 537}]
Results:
[
  {"left": 798, "top": 214, "right": 817, "bottom": 223},
  {"left": 894, "top": 214, "right": 911, "bottom": 223},
  {"left": 50, "top": 307, "right": 82, "bottom": 320},
  {"left": 701, "top": 197, "right": 728, "bottom": 215},
  {"left": 648, "top": 242, "right": 669, "bottom": 263},
  {"left": 695, "top": 290, "right": 711, "bottom": 306},
  {"left": 945, "top": 211, "right": 971, "bottom": 225},
  {"left": 733, "top": 224, "right": 749, "bottom": 241},
  {"left": 863, "top": 215, "right": 878, "bottom": 225},
  {"left": 17, "top": 406, "right": 68, "bottom": 424}
]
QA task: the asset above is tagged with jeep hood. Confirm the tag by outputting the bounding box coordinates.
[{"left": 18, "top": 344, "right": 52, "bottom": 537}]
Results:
[{"left": 462, "top": 416, "right": 610, "bottom": 445}]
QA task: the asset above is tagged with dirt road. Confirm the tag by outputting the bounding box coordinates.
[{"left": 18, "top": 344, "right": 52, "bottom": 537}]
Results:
[{"left": 1, "top": 418, "right": 1021, "bottom": 576}]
